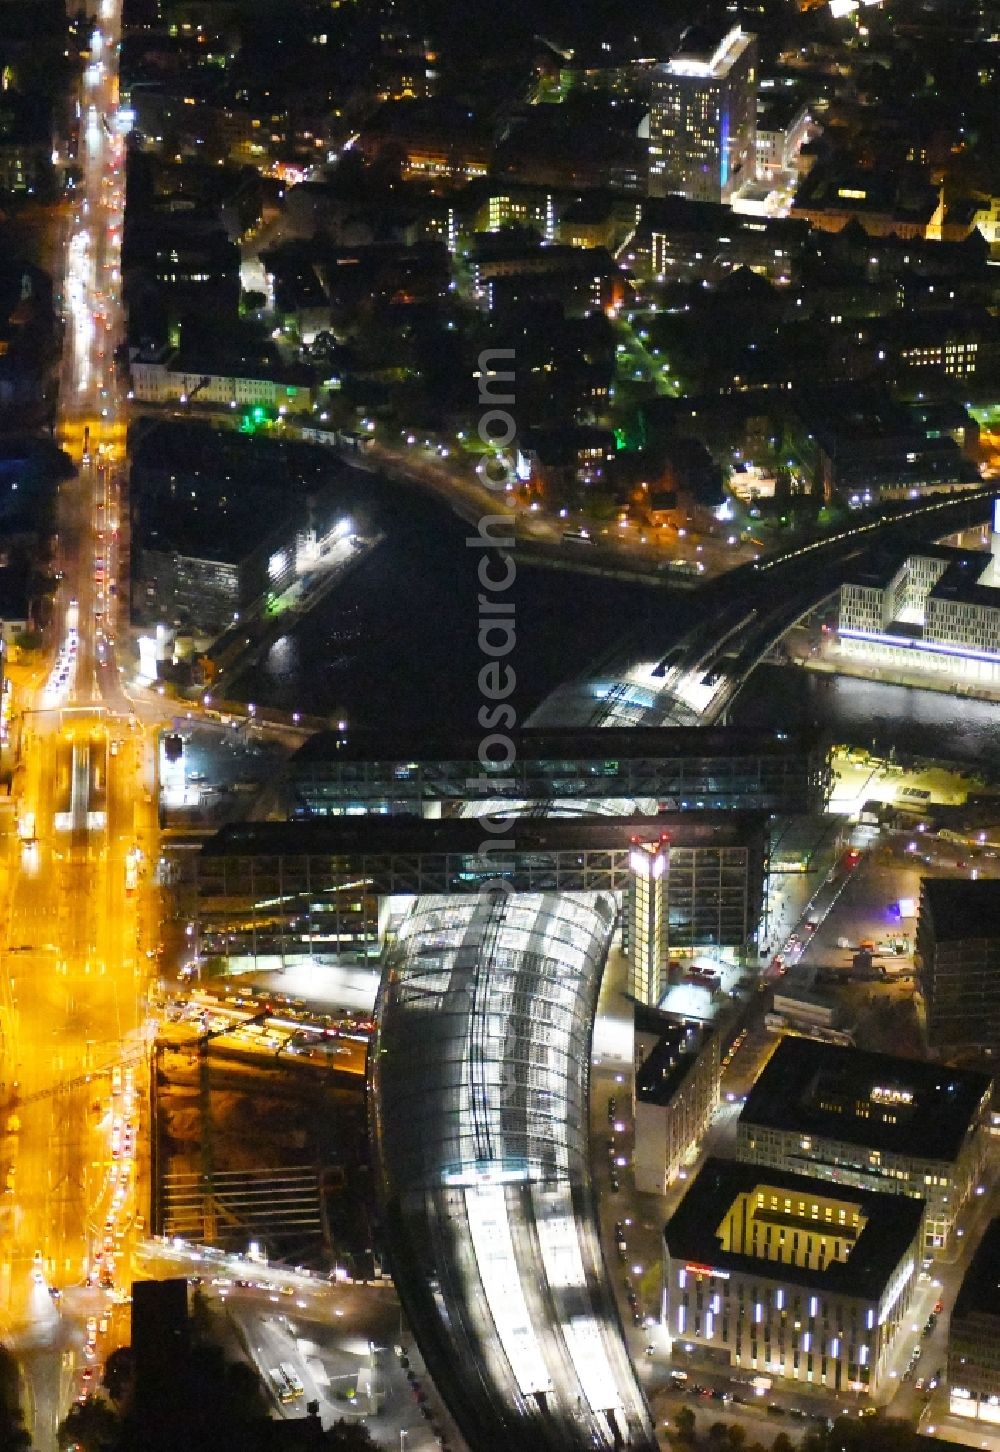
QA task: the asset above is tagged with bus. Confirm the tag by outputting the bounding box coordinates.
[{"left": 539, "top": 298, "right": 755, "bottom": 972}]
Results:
[
  {"left": 279, "top": 1363, "right": 304, "bottom": 1398},
  {"left": 268, "top": 1369, "right": 295, "bottom": 1404}
]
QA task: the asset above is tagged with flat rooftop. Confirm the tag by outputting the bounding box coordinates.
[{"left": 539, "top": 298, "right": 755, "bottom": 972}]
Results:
[
  {"left": 666, "top": 1158, "right": 924, "bottom": 1300},
  {"left": 135, "top": 478, "right": 303, "bottom": 563},
  {"left": 201, "top": 811, "right": 768, "bottom": 859},
  {"left": 921, "top": 877, "right": 1000, "bottom": 942},
  {"left": 290, "top": 725, "right": 821, "bottom": 766},
  {"left": 667, "top": 24, "right": 751, "bottom": 79},
  {"left": 953, "top": 1217, "right": 1000, "bottom": 1324},
  {"left": 739, "top": 1037, "right": 991, "bottom": 1162},
  {"left": 636, "top": 1022, "right": 705, "bottom": 1107}
]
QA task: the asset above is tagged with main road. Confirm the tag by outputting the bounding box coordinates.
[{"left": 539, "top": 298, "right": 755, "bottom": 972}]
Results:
[{"left": 0, "top": 1, "right": 166, "bottom": 1446}]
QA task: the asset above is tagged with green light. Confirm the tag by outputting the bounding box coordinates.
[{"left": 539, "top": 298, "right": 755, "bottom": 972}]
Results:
[{"left": 252, "top": 406, "right": 266, "bottom": 422}]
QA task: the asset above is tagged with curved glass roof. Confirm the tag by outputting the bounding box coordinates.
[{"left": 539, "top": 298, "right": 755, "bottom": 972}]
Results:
[{"left": 372, "top": 889, "right": 657, "bottom": 1451}]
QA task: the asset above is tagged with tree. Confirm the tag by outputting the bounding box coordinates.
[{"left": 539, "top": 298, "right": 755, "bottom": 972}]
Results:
[
  {"left": 102, "top": 1348, "right": 134, "bottom": 1408},
  {"left": 726, "top": 1425, "right": 747, "bottom": 1451},
  {"left": 57, "top": 1398, "right": 121, "bottom": 1452},
  {"left": 708, "top": 1421, "right": 729, "bottom": 1444},
  {"left": 0, "top": 1345, "right": 32, "bottom": 1451},
  {"left": 672, "top": 1405, "right": 697, "bottom": 1443},
  {"left": 773, "top": 1434, "right": 795, "bottom": 1452}
]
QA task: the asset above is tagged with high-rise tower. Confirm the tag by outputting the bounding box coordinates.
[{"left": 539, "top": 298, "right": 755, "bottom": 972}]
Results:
[{"left": 648, "top": 24, "right": 757, "bottom": 204}]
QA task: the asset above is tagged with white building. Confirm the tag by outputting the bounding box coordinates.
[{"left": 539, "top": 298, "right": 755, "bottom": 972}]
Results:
[
  {"left": 838, "top": 512, "right": 1000, "bottom": 685},
  {"left": 665, "top": 1159, "right": 924, "bottom": 1397},
  {"left": 633, "top": 1020, "right": 720, "bottom": 1193},
  {"left": 649, "top": 24, "right": 757, "bottom": 205},
  {"left": 755, "top": 92, "right": 812, "bottom": 182},
  {"left": 736, "top": 1037, "right": 992, "bottom": 1250},
  {"left": 129, "top": 348, "right": 318, "bottom": 414}
]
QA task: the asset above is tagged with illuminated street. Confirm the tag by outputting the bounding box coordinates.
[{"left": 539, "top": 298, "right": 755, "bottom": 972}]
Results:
[{"left": 0, "top": 1, "right": 163, "bottom": 1444}]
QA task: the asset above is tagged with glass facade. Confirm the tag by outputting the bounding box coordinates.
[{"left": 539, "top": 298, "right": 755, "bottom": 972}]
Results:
[
  {"left": 372, "top": 889, "right": 658, "bottom": 1451},
  {"left": 194, "top": 827, "right": 762, "bottom": 970},
  {"left": 280, "top": 729, "right": 829, "bottom": 819}
]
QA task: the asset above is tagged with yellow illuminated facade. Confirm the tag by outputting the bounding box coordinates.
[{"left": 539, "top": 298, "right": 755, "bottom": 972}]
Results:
[{"left": 717, "top": 1184, "right": 867, "bottom": 1272}]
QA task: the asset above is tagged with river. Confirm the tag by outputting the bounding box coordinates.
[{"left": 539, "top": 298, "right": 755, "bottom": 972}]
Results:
[
  {"left": 733, "top": 664, "right": 1000, "bottom": 772},
  {"left": 227, "top": 464, "right": 1000, "bottom": 763},
  {"left": 227, "top": 471, "right": 666, "bottom": 731}
]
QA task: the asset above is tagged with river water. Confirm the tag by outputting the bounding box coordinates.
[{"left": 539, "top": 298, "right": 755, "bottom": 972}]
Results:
[
  {"left": 733, "top": 665, "right": 1000, "bottom": 773},
  {"left": 228, "top": 465, "right": 1000, "bottom": 763},
  {"left": 227, "top": 470, "right": 666, "bottom": 732}
]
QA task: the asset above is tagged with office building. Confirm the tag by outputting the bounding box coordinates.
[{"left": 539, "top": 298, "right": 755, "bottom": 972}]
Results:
[
  {"left": 838, "top": 525, "right": 1000, "bottom": 686},
  {"left": 948, "top": 1218, "right": 1000, "bottom": 1426},
  {"left": 790, "top": 387, "right": 978, "bottom": 503},
  {"left": 649, "top": 24, "right": 757, "bottom": 205},
  {"left": 917, "top": 878, "right": 1000, "bottom": 1052},
  {"left": 755, "top": 89, "right": 812, "bottom": 182},
  {"left": 132, "top": 477, "right": 327, "bottom": 638},
  {"left": 664, "top": 1159, "right": 924, "bottom": 1395},
  {"left": 129, "top": 346, "right": 317, "bottom": 413},
  {"left": 628, "top": 840, "right": 670, "bottom": 1006},
  {"left": 278, "top": 725, "right": 830, "bottom": 820},
  {"left": 195, "top": 814, "right": 767, "bottom": 973},
  {"left": 623, "top": 830, "right": 759, "bottom": 1005},
  {"left": 623, "top": 195, "right": 806, "bottom": 285},
  {"left": 736, "top": 1038, "right": 991, "bottom": 1249},
  {"left": 633, "top": 1018, "right": 720, "bottom": 1193}
]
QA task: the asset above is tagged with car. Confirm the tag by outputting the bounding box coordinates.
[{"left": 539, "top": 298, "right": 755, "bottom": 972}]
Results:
[
  {"left": 933, "top": 1300, "right": 943, "bottom": 1314},
  {"left": 915, "top": 1378, "right": 926, "bottom": 1392}
]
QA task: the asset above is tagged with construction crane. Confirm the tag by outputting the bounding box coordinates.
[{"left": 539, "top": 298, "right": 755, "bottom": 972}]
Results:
[{"left": 197, "top": 1006, "right": 272, "bottom": 1243}]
